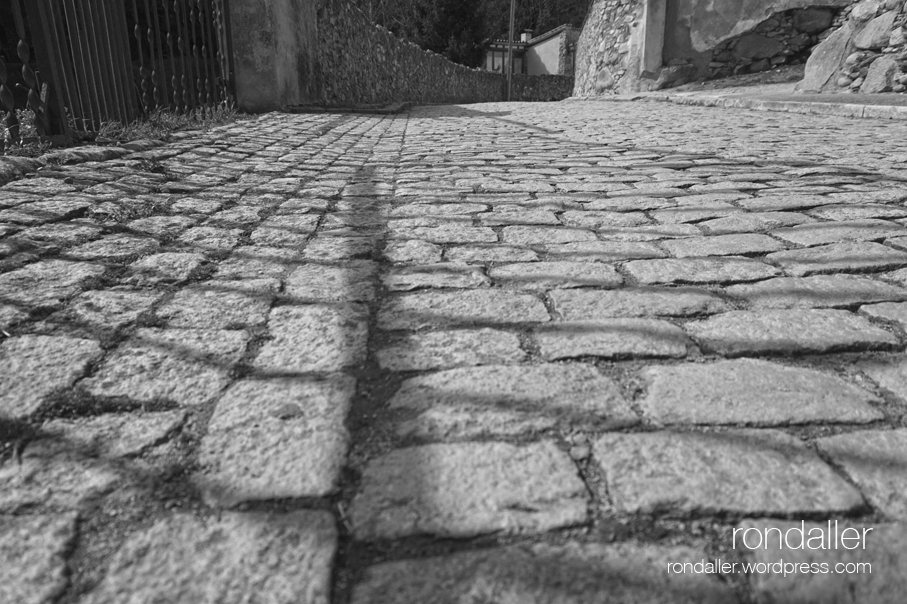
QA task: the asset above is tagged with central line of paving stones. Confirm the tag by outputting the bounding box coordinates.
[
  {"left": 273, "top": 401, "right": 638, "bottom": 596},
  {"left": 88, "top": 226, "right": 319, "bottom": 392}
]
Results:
[{"left": 3, "top": 102, "right": 907, "bottom": 604}]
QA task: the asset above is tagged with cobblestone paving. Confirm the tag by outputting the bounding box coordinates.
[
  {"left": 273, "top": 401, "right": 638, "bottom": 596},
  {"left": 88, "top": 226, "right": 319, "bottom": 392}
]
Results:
[{"left": 2, "top": 100, "right": 907, "bottom": 603}]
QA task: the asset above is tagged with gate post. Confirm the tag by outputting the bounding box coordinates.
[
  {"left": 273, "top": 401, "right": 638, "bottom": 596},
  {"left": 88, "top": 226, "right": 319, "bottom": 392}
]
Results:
[{"left": 229, "top": 0, "right": 319, "bottom": 112}]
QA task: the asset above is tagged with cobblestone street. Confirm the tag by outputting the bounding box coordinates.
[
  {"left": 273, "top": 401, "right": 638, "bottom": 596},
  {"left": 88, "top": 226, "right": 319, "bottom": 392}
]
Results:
[{"left": 3, "top": 99, "right": 907, "bottom": 603}]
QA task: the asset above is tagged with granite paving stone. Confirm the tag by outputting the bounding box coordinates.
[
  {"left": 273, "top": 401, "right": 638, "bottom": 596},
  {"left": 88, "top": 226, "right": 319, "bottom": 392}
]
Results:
[
  {"left": 378, "top": 289, "right": 550, "bottom": 330},
  {"left": 551, "top": 287, "right": 727, "bottom": 319},
  {"left": 858, "top": 355, "right": 907, "bottom": 403},
  {"left": 560, "top": 210, "right": 650, "bottom": 229},
  {"left": 82, "top": 511, "right": 337, "bottom": 604},
  {"left": 772, "top": 220, "right": 906, "bottom": 247},
  {"left": 382, "top": 263, "right": 490, "bottom": 291},
  {"left": 0, "top": 441, "right": 122, "bottom": 513},
  {"left": 389, "top": 363, "right": 636, "bottom": 438},
  {"left": 536, "top": 319, "right": 690, "bottom": 360},
  {"left": 85, "top": 328, "right": 250, "bottom": 406},
  {"left": 726, "top": 275, "right": 907, "bottom": 309},
  {"left": 67, "top": 234, "right": 160, "bottom": 262},
  {"left": 0, "top": 335, "right": 103, "bottom": 418},
  {"left": 41, "top": 411, "right": 187, "bottom": 458},
  {"left": 639, "top": 359, "right": 883, "bottom": 426},
  {"left": 593, "top": 224, "right": 702, "bottom": 241},
  {"left": 624, "top": 257, "right": 781, "bottom": 285},
  {"left": 197, "top": 378, "right": 354, "bottom": 506},
  {"left": 489, "top": 261, "right": 622, "bottom": 290},
  {"left": 650, "top": 202, "right": 742, "bottom": 224},
  {"left": 501, "top": 225, "right": 597, "bottom": 245},
  {"left": 593, "top": 430, "right": 865, "bottom": 515},
  {"left": 816, "top": 429, "right": 907, "bottom": 519},
  {"left": 177, "top": 226, "right": 244, "bottom": 252},
  {"left": 350, "top": 441, "right": 588, "bottom": 540},
  {"left": 0, "top": 513, "right": 78, "bottom": 604},
  {"left": 389, "top": 224, "right": 497, "bottom": 244},
  {"left": 444, "top": 244, "right": 539, "bottom": 263},
  {"left": 351, "top": 542, "right": 737, "bottom": 604},
  {"left": 250, "top": 215, "right": 320, "bottom": 247},
  {"left": 660, "top": 234, "right": 785, "bottom": 257},
  {"left": 214, "top": 246, "right": 301, "bottom": 279},
  {"left": 376, "top": 328, "right": 525, "bottom": 371},
  {"left": 255, "top": 305, "right": 368, "bottom": 373},
  {"left": 0, "top": 260, "right": 105, "bottom": 307},
  {"left": 15, "top": 222, "right": 103, "bottom": 245},
  {"left": 302, "top": 235, "right": 378, "bottom": 260},
  {"left": 156, "top": 285, "right": 272, "bottom": 329},
  {"left": 383, "top": 239, "right": 443, "bottom": 264},
  {"left": 736, "top": 194, "right": 837, "bottom": 212},
  {"left": 860, "top": 302, "right": 907, "bottom": 328},
  {"left": 127, "top": 252, "right": 206, "bottom": 284},
  {"left": 810, "top": 204, "right": 907, "bottom": 221},
  {"left": 64, "top": 289, "right": 162, "bottom": 330},
  {"left": 286, "top": 261, "right": 378, "bottom": 301},
  {"left": 687, "top": 309, "right": 898, "bottom": 356},
  {"left": 766, "top": 242, "right": 907, "bottom": 276},
  {"left": 544, "top": 240, "right": 666, "bottom": 262},
  {"left": 737, "top": 520, "right": 907, "bottom": 604},
  {"left": 699, "top": 211, "right": 815, "bottom": 234},
  {"left": 127, "top": 215, "right": 197, "bottom": 238}
]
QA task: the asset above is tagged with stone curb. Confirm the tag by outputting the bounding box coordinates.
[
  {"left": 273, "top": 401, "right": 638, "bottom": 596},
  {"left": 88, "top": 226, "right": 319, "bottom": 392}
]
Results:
[
  {"left": 570, "top": 92, "right": 907, "bottom": 120},
  {"left": 0, "top": 136, "right": 188, "bottom": 187}
]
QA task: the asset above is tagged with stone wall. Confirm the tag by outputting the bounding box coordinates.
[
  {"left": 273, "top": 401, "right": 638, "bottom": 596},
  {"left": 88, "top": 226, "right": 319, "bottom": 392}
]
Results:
[
  {"left": 511, "top": 74, "right": 577, "bottom": 101},
  {"left": 231, "top": 0, "right": 575, "bottom": 111},
  {"left": 574, "top": 0, "right": 646, "bottom": 96},
  {"left": 574, "top": 0, "right": 860, "bottom": 95},
  {"left": 706, "top": 7, "right": 846, "bottom": 79},
  {"left": 801, "top": 0, "right": 907, "bottom": 93},
  {"left": 314, "top": 0, "right": 503, "bottom": 105}
]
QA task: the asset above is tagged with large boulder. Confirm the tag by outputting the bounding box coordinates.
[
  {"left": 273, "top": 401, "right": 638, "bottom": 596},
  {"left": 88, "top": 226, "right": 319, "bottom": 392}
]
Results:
[
  {"left": 799, "top": 21, "right": 857, "bottom": 92},
  {"left": 861, "top": 54, "right": 899, "bottom": 91},
  {"left": 793, "top": 8, "right": 835, "bottom": 33},
  {"left": 851, "top": 0, "right": 882, "bottom": 22},
  {"left": 854, "top": 10, "right": 899, "bottom": 49}
]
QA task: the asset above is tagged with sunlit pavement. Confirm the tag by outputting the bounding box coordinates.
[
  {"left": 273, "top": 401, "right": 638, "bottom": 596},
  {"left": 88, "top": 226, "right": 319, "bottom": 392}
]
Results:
[{"left": 2, "top": 100, "right": 907, "bottom": 603}]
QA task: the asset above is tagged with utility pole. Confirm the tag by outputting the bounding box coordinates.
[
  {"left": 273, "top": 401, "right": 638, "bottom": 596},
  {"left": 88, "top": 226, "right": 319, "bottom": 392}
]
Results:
[{"left": 507, "top": 0, "right": 515, "bottom": 101}]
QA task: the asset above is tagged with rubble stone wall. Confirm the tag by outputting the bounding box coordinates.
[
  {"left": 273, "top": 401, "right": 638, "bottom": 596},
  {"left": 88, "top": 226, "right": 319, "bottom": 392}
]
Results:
[
  {"left": 801, "top": 0, "right": 907, "bottom": 93},
  {"left": 231, "top": 0, "right": 576, "bottom": 111},
  {"left": 574, "top": 0, "right": 646, "bottom": 96}
]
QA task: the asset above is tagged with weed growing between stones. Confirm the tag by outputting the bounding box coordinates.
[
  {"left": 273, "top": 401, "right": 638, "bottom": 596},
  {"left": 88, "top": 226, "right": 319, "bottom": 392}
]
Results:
[{"left": 1, "top": 105, "right": 243, "bottom": 158}]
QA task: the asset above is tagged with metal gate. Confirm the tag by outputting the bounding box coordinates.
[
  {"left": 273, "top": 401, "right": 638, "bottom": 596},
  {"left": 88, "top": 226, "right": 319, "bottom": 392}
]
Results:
[{"left": 0, "top": 0, "right": 234, "bottom": 139}]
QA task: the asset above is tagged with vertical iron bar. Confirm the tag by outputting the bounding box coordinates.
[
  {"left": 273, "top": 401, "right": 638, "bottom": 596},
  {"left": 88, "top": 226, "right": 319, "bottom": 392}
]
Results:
[
  {"left": 37, "top": 0, "right": 80, "bottom": 132},
  {"left": 175, "top": 0, "right": 194, "bottom": 110},
  {"left": 62, "top": 0, "right": 95, "bottom": 130},
  {"left": 97, "top": 0, "right": 128, "bottom": 124},
  {"left": 131, "top": 0, "right": 151, "bottom": 112},
  {"left": 12, "top": 0, "right": 48, "bottom": 135},
  {"left": 163, "top": 0, "right": 179, "bottom": 110},
  {"left": 142, "top": 0, "right": 161, "bottom": 108},
  {"left": 507, "top": 0, "right": 515, "bottom": 102},
  {"left": 149, "top": 0, "right": 169, "bottom": 106},
  {"left": 197, "top": 0, "right": 214, "bottom": 108},
  {"left": 110, "top": 0, "right": 139, "bottom": 122},
  {"left": 188, "top": 0, "right": 203, "bottom": 109},
  {"left": 218, "top": 0, "right": 235, "bottom": 105},
  {"left": 85, "top": 0, "right": 115, "bottom": 123},
  {"left": 212, "top": 0, "right": 227, "bottom": 105},
  {"left": 26, "top": 0, "right": 69, "bottom": 137},
  {"left": 0, "top": 39, "right": 19, "bottom": 143},
  {"left": 75, "top": 0, "right": 107, "bottom": 128}
]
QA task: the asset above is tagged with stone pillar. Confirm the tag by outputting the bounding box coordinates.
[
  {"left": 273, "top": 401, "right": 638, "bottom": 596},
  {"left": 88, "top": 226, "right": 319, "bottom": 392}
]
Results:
[
  {"left": 622, "top": 0, "right": 667, "bottom": 92},
  {"left": 229, "top": 0, "right": 319, "bottom": 112}
]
